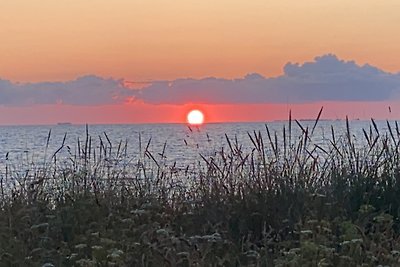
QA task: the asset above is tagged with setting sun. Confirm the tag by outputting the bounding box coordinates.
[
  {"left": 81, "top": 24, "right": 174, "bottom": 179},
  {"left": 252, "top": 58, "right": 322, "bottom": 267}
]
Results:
[{"left": 187, "top": 110, "right": 204, "bottom": 125}]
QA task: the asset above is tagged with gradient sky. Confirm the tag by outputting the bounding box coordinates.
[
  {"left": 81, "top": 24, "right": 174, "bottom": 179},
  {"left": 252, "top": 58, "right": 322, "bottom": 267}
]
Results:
[{"left": 1, "top": 1, "right": 400, "bottom": 124}]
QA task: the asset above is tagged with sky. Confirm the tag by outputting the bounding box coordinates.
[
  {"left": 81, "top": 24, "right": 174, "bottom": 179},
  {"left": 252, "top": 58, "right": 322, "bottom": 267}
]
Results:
[{"left": 1, "top": 0, "right": 400, "bottom": 125}]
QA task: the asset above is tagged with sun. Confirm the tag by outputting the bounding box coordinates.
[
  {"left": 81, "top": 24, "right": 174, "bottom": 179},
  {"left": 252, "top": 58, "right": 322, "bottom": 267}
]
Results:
[{"left": 187, "top": 109, "right": 204, "bottom": 125}]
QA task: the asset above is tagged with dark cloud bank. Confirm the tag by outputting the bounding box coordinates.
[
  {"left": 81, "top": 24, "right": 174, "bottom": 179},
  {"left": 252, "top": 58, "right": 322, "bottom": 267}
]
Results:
[
  {"left": 1, "top": 54, "right": 400, "bottom": 106},
  {"left": 0, "top": 75, "right": 130, "bottom": 106}
]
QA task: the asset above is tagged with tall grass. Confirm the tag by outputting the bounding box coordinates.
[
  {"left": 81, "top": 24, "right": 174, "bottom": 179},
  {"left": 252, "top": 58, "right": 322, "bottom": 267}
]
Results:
[{"left": 1, "top": 113, "right": 400, "bottom": 266}]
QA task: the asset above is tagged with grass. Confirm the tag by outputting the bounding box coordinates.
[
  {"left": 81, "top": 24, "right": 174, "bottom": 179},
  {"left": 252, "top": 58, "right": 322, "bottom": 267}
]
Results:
[{"left": 1, "top": 111, "right": 400, "bottom": 266}]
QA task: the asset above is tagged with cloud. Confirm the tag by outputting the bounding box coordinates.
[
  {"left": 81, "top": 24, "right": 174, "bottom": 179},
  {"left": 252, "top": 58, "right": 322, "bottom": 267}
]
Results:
[
  {"left": 0, "top": 75, "right": 130, "bottom": 106},
  {"left": 1, "top": 54, "right": 400, "bottom": 106},
  {"left": 134, "top": 54, "right": 400, "bottom": 104}
]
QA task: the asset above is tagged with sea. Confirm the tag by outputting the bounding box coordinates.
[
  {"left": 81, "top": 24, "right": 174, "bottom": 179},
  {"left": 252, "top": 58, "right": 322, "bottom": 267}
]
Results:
[{"left": 0, "top": 120, "right": 395, "bottom": 179}]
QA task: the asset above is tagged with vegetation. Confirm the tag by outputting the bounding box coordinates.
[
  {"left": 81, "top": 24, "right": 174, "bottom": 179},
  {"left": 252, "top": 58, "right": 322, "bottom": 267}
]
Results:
[{"left": 1, "top": 112, "right": 400, "bottom": 266}]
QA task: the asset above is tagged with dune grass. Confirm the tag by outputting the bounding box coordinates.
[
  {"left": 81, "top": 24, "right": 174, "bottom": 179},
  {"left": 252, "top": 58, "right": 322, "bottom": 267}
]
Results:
[{"left": 1, "top": 113, "right": 400, "bottom": 266}]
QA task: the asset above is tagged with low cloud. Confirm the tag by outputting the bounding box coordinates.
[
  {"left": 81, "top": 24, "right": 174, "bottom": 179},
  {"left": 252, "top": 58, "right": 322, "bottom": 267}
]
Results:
[
  {"left": 0, "top": 75, "right": 129, "bottom": 106},
  {"left": 134, "top": 54, "right": 400, "bottom": 104},
  {"left": 1, "top": 54, "right": 400, "bottom": 106}
]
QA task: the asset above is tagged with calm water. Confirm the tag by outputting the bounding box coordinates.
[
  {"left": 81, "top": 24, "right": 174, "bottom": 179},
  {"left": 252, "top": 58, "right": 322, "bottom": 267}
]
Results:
[{"left": 0, "top": 120, "right": 394, "bottom": 176}]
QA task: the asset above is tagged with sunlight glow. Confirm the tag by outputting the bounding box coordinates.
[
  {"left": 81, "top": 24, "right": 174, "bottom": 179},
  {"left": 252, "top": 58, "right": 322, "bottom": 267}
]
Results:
[{"left": 187, "top": 110, "right": 204, "bottom": 125}]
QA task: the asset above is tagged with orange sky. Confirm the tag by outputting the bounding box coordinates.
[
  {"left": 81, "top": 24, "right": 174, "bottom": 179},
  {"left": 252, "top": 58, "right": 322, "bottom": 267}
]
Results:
[
  {"left": 0, "top": 102, "right": 398, "bottom": 125},
  {"left": 1, "top": 0, "right": 400, "bottom": 82},
  {"left": 1, "top": 1, "right": 400, "bottom": 125}
]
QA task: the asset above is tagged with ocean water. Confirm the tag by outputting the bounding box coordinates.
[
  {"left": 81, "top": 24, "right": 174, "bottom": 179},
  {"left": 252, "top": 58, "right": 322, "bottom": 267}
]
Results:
[{"left": 0, "top": 120, "right": 394, "bottom": 177}]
